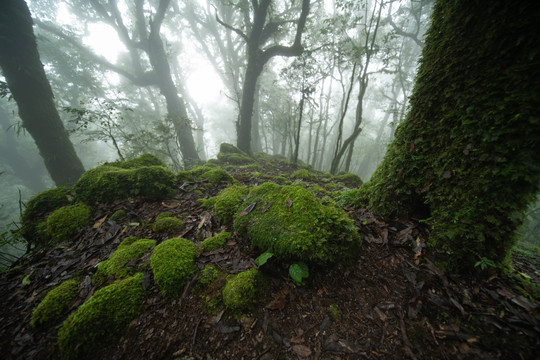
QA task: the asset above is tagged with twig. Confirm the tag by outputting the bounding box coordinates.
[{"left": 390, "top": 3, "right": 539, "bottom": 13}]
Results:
[{"left": 191, "top": 317, "right": 204, "bottom": 349}]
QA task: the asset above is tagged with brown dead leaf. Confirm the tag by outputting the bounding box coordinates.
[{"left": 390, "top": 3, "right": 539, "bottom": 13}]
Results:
[
  {"left": 161, "top": 201, "right": 180, "bottom": 208},
  {"left": 261, "top": 202, "right": 272, "bottom": 214},
  {"left": 287, "top": 198, "right": 293, "bottom": 208},
  {"left": 93, "top": 215, "right": 108, "bottom": 229},
  {"left": 292, "top": 344, "right": 312, "bottom": 357},
  {"left": 239, "top": 202, "right": 257, "bottom": 217},
  {"left": 198, "top": 213, "right": 208, "bottom": 229},
  {"left": 266, "top": 288, "right": 289, "bottom": 310}
]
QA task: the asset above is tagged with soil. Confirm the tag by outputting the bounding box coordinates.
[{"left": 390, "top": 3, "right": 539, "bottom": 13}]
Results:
[{"left": 1, "top": 161, "right": 539, "bottom": 360}]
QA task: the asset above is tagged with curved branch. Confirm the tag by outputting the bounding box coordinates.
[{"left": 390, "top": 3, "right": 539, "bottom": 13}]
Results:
[{"left": 212, "top": 4, "right": 248, "bottom": 42}]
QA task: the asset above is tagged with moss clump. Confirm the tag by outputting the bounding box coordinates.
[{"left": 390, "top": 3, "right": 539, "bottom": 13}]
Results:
[
  {"left": 213, "top": 185, "right": 249, "bottom": 223},
  {"left": 30, "top": 279, "right": 79, "bottom": 327},
  {"left": 45, "top": 203, "right": 91, "bottom": 244},
  {"left": 152, "top": 216, "right": 185, "bottom": 235},
  {"left": 74, "top": 154, "right": 176, "bottom": 204},
  {"left": 155, "top": 211, "right": 172, "bottom": 222},
  {"left": 231, "top": 183, "right": 360, "bottom": 265},
  {"left": 291, "top": 169, "right": 318, "bottom": 182},
  {"left": 201, "top": 167, "right": 235, "bottom": 184},
  {"left": 57, "top": 273, "right": 145, "bottom": 360},
  {"left": 108, "top": 153, "right": 166, "bottom": 168},
  {"left": 198, "top": 232, "right": 232, "bottom": 254},
  {"left": 19, "top": 187, "right": 72, "bottom": 246},
  {"left": 332, "top": 173, "right": 363, "bottom": 187},
  {"left": 151, "top": 238, "right": 197, "bottom": 298},
  {"left": 222, "top": 269, "right": 264, "bottom": 312},
  {"left": 198, "top": 265, "right": 220, "bottom": 288},
  {"left": 93, "top": 239, "right": 156, "bottom": 286},
  {"left": 217, "top": 143, "right": 255, "bottom": 165},
  {"left": 109, "top": 209, "right": 127, "bottom": 222}
]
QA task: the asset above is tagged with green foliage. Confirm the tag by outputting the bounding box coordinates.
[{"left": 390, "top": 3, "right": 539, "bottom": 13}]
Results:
[
  {"left": 150, "top": 238, "right": 197, "bottom": 298},
  {"left": 231, "top": 183, "right": 360, "bottom": 265},
  {"left": 474, "top": 256, "right": 495, "bottom": 271},
  {"left": 222, "top": 268, "right": 264, "bottom": 312},
  {"left": 213, "top": 185, "right": 249, "bottom": 223},
  {"left": 57, "top": 274, "right": 145, "bottom": 360},
  {"left": 152, "top": 216, "right": 184, "bottom": 235},
  {"left": 45, "top": 203, "right": 91, "bottom": 244},
  {"left": 254, "top": 251, "right": 274, "bottom": 267},
  {"left": 198, "top": 232, "right": 231, "bottom": 254},
  {"left": 74, "top": 155, "right": 176, "bottom": 204},
  {"left": 291, "top": 169, "right": 318, "bottom": 182},
  {"left": 109, "top": 209, "right": 127, "bottom": 222},
  {"left": 289, "top": 262, "right": 309, "bottom": 286},
  {"left": 359, "top": 2, "right": 540, "bottom": 272},
  {"left": 31, "top": 279, "right": 79, "bottom": 327},
  {"left": 93, "top": 239, "right": 155, "bottom": 286}
]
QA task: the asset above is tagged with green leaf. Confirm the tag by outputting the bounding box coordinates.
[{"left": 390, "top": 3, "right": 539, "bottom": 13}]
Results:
[
  {"left": 255, "top": 251, "right": 274, "bottom": 267},
  {"left": 289, "top": 262, "right": 309, "bottom": 286}
]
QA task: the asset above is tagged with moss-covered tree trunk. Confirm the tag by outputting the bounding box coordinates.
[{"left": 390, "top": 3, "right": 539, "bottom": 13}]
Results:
[
  {"left": 360, "top": 1, "right": 540, "bottom": 271},
  {"left": 0, "top": 0, "right": 85, "bottom": 186}
]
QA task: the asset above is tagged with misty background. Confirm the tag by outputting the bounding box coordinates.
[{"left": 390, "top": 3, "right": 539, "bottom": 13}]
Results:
[{"left": 1, "top": 0, "right": 538, "bottom": 265}]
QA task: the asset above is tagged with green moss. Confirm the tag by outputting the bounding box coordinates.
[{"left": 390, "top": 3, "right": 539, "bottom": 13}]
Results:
[
  {"left": 152, "top": 216, "right": 185, "bottom": 234},
  {"left": 57, "top": 274, "right": 145, "bottom": 360},
  {"left": 213, "top": 185, "right": 249, "bottom": 223},
  {"left": 74, "top": 154, "right": 176, "bottom": 204},
  {"left": 155, "top": 211, "right": 172, "bottom": 222},
  {"left": 108, "top": 153, "right": 166, "bottom": 168},
  {"left": 201, "top": 167, "right": 235, "bottom": 184},
  {"left": 328, "top": 304, "right": 341, "bottom": 320},
  {"left": 291, "top": 169, "right": 318, "bottom": 182},
  {"left": 332, "top": 173, "right": 363, "bottom": 187},
  {"left": 198, "top": 232, "right": 232, "bottom": 254},
  {"left": 45, "top": 203, "right": 91, "bottom": 244},
  {"left": 198, "top": 265, "right": 220, "bottom": 288},
  {"left": 93, "top": 239, "right": 155, "bottom": 286},
  {"left": 30, "top": 279, "right": 79, "bottom": 327},
  {"left": 222, "top": 269, "right": 264, "bottom": 312},
  {"left": 109, "top": 209, "right": 127, "bottom": 222},
  {"left": 217, "top": 143, "right": 255, "bottom": 164},
  {"left": 19, "top": 187, "right": 72, "bottom": 246},
  {"left": 118, "top": 236, "right": 138, "bottom": 249},
  {"left": 231, "top": 183, "right": 360, "bottom": 265},
  {"left": 150, "top": 238, "right": 197, "bottom": 298}
]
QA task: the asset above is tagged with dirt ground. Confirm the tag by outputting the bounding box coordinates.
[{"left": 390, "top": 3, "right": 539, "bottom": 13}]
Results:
[{"left": 1, "top": 163, "right": 539, "bottom": 360}]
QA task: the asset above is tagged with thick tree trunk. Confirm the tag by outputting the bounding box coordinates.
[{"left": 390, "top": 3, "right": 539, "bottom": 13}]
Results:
[
  {"left": 0, "top": 0, "right": 85, "bottom": 186},
  {"left": 237, "top": 59, "right": 263, "bottom": 154},
  {"left": 360, "top": 0, "right": 540, "bottom": 272}
]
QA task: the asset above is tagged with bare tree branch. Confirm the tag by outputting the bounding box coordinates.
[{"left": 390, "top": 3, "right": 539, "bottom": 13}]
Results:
[{"left": 212, "top": 4, "right": 248, "bottom": 42}]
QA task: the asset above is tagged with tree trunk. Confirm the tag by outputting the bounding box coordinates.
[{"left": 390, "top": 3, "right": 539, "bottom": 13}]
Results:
[
  {"left": 0, "top": 0, "right": 85, "bottom": 186},
  {"left": 360, "top": 0, "right": 540, "bottom": 272}
]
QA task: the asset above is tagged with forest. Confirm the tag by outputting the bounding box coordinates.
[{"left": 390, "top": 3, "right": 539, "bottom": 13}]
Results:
[{"left": 0, "top": 0, "right": 539, "bottom": 359}]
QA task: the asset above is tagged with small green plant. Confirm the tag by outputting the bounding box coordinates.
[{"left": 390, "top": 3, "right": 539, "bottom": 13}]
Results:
[
  {"left": 289, "top": 262, "right": 309, "bottom": 286},
  {"left": 255, "top": 251, "right": 274, "bottom": 267},
  {"left": 474, "top": 256, "right": 495, "bottom": 270}
]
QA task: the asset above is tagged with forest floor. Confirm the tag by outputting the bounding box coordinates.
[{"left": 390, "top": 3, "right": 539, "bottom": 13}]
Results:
[{"left": 1, "top": 158, "right": 539, "bottom": 360}]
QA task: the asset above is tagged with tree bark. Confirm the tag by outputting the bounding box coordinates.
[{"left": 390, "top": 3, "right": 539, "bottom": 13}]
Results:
[{"left": 0, "top": 0, "right": 85, "bottom": 186}]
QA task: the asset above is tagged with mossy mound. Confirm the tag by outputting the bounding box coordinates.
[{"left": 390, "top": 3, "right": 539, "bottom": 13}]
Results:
[
  {"left": 213, "top": 185, "right": 249, "bottom": 223},
  {"left": 30, "top": 279, "right": 79, "bottom": 327},
  {"left": 93, "top": 238, "right": 156, "bottom": 286},
  {"left": 222, "top": 269, "right": 264, "bottom": 311},
  {"left": 224, "top": 182, "right": 360, "bottom": 265},
  {"left": 152, "top": 216, "right": 185, "bottom": 235},
  {"left": 19, "top": 187, "right": 72, "bottom": 246},
  {"left": 198, "top": 265, "right": 220, "bottom": 288},
  {"left": 291, "top": 169, "right": 319, "bottom": 182},
  {"left": 57, "top": 273, "right": 145, "bottom": 360},
  {"left": 74, "top": 154, "right": 176, "bottom": 204},
  {"left": 150, "top": 238, "right": 198, "bottom": 298},
  {"left": 332, "top": 172, "right": 363, "bottom": 187},
  {"left": 109, "top": 209, "right": 127, "bottom": 222},
  {"left": 198, "top": 232, "right": 232, "bottom": 254},
  {"left": 217, "top": 143, "right": 255, "bottom": 165},
  {"left": 44, "top": 203, "right": 91, "bottom": 244}
]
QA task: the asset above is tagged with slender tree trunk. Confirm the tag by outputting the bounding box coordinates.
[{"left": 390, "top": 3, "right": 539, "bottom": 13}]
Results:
[
  {"left": 292, "top": 90, "right": 307, "bottom": 164},
  {"left": 0, "top": 0, "right": 84, "bottom": 186}
]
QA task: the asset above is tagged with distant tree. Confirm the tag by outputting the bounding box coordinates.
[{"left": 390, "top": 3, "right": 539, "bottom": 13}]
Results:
[
  {"left": 216, "top": 0, "right": 311, "bottom": 154},
  {"left": 0, "top": 0, "right": 85, "bottom": 186},
  {"left": 360, "top": 0, "right": 540, "bottom": 272}
]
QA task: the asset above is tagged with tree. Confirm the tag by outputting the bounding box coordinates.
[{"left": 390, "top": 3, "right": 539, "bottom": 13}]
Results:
[
  {"left": 216, "top": 0, "right": 311, "bottom": 154},
  {"left": 360, "top": 0, "right": 540, "bottom": 272},
  {"left": 0, "top": 0, "right": 85, "bottom": 186}
]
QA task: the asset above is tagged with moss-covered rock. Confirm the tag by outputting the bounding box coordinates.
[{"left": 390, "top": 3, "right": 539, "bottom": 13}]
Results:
[
  {"left": 108, "top": 153, "right": 166, "bottom": 168},
  {"left": 222, "top": 269, "right": 264, "bottom": 312},
  {"left": 332, "top": 172, "right": 363, "bottom": 187},
  {"left": 44, "top": 203, "right": 91, "bottom": 244},
  {"left": 213, "top": 185, "right": 249, "bottom": 223},
  {"left": 291, "top": 169, "right": 319, "bottom": 182},
  {"left": 229, "top": 183, "right": 360, "bottom": 265},
  {"left": 93, "top": 238, "right": 156, "bottom": 286},
  {"left": 152, "top": 216, "right": 185, "bottom": 235},
  {"left": 57, "top": 273, "right": 145, "bottom": 360},
  {"left": 74, "top": 154, "right": 176, "bottom": 204},
  {"left": 30, "top": 279, "right": 79, "bottom": 327},
  {"left": 217, "top": 143, "right": 255, "bottom": 165},
  {"left": 19, "top": 187, "right": 72, "bottom": 246},
  {"left": 150, "top": 238, "right": 197, "bottom": 298},
  {"left": 198, "top": 232, "right": 232, "bottom": 254}
]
